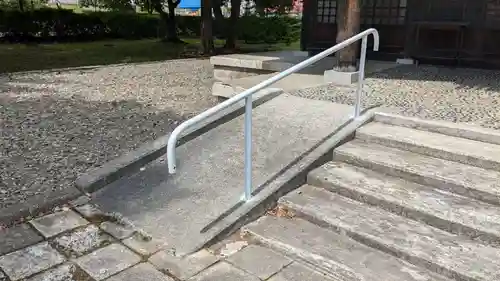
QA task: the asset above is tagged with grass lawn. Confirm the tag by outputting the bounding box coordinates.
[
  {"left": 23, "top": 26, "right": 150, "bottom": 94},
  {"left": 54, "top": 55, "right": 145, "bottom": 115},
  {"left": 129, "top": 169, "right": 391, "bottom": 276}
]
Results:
[{"left": 0, "top": 39, "right": 300, "bottom": 73}]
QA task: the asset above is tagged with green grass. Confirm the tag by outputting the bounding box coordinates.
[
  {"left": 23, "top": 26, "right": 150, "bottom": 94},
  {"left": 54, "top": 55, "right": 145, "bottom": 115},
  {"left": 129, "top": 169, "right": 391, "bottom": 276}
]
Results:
[{"left": 0, "top": 39, "right": 300, "bottom": 73}]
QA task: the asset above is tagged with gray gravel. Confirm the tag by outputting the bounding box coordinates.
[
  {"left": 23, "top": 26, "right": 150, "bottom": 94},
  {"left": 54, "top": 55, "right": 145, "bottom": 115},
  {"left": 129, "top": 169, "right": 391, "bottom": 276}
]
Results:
[
  {"left": 2, "top": 59, "right": 500, "bottom": 221},
  {"left": 292, "top": 65, "right": 500, "bottom": 128},
  {"left": 0, "top": 59, "right": 216, "bottom": 213}
]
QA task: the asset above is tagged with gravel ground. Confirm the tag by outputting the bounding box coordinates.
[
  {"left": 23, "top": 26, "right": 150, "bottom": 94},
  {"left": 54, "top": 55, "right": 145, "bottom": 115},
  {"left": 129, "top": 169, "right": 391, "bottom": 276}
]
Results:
[
  {"left": 0, "top": 59, "right": 216, "bottom": 214},
  {"left": 292, "top": 64, "right": 500, "bottom": 128},
  {"left": 2, "top": 59, "right": 500, "bottom": 222}
]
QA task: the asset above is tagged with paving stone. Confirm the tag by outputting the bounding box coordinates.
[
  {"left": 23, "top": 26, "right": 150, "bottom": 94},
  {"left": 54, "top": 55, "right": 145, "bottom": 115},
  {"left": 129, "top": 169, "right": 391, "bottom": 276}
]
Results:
[
  {"left": 25, "top": 263, "right": 93, "bottom": 281},
  {"left": 269, "top": 262, "right": 332, "bottom": 281},
  {"left": 74, "top": 205, "right": 106, "bottom": 223},
  {"left": 0, "top": 224, "right": 43, "bottom": 255},
  {"left": 0, "top": 242, "right": 65, "bottom": 281},
  {"left": 75, "top": 243, "right": 140, "bottom": 281},
  {"left": 106, "top": 263, "right": 174, "bottom": 281},
  {"left": 51, "top": 225, "right": 114, "bottom": 258},
  {"left": 30, "top": 211, "right": 88, "bottom": 238},
  {"left": 123, "top": 233, "right": 166, "bottom": 257},
  {"left": 69, "top": 196, "right": 91, "bottom": 208},
  {"left": 226, "top": 245, "right": 292, "bottom": 280},
  {"left": 99, "top": 221, "right": 135, "bottom": 240},
  {"left": 187, "top": 262, "right": 260, "bottom": 281},
  {"left": 149, "top": 250, "right": 219, "bottom": 280}
]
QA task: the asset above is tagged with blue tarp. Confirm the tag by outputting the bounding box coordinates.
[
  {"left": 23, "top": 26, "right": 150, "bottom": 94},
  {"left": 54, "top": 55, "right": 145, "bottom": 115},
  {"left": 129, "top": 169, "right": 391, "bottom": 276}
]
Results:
[{"left": 178, "top": 0, "right": 200, "bottom": 10}]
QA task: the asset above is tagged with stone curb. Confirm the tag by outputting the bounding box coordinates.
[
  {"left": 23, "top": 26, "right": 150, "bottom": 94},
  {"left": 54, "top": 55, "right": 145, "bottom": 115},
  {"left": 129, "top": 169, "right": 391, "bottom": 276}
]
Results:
[
  {"left": 75, "top": 88, "right": 283, "bottom": 194},
  {"left": 187, "top": 106, "right": 382, "bottom": 255}
]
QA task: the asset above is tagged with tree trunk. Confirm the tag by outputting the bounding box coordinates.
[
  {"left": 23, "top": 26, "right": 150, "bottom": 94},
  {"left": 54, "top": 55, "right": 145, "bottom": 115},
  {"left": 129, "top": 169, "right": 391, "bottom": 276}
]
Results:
[
  {"left": 335, "top": 0, "right": 361, "bottom": 72},
  {"left": 166, "top": 0, "right": 181, "bottom": 42},
  {"left": 212, "top": 0, "right": 224, "bottom": 38},
  {"left": 201, "top": 0, "right": 215, "bottom": 54},
  {"left": 152, "top": 0, "right": 182, "bottom": 43},
  {"left": 224, "top": 0, "right": 241, "bottom": 49},
  {"left": 18, "top": 0, "right": 25, "bottom": 11}
]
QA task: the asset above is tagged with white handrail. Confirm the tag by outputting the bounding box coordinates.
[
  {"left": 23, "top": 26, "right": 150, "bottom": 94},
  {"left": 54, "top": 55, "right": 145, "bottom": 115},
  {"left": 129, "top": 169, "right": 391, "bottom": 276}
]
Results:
[{"left": 166, "top": 28, "right": 379, "bottom": 200}]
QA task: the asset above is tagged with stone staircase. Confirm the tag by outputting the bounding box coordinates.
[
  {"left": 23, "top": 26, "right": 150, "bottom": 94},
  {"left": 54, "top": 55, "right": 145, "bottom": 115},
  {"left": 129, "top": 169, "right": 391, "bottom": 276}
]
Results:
[{"left": 242, "top": 113, "right": 500, "bottom": 281}]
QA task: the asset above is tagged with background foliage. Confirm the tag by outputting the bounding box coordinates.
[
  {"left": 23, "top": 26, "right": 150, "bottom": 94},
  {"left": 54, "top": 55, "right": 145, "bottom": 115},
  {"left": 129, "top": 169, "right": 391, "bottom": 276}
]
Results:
[{"left": 0, "top": 8, "right": 301, "bottom": 44}]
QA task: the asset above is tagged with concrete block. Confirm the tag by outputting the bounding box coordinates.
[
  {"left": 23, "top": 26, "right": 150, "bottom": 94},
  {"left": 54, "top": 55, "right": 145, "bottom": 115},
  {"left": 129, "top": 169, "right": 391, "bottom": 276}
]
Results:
[
  {"left": 187, "top": 262, "right": 260, "bottom": 281},
  {"left": 226, "top": 245, "right": 292, "bottom": 280},
  {"left": 25, "top": 263, "right": 93, "bottom": 281},
  {"left": 324, "top": 69, "right": 359, "bottom": 85},
  {"left": 100, "top": 221, "right": 135, "bottom": 240},
  {"left": 123, "top": 233, "right": 167, "bottom": 257},
  {"left": 0, "top": 224, "right": 43, "bottom": 255},
  {"left": 29, "top": 210, "right": 88, "bottom": 238},
  {"left": 52, "top": 225, "right": 114, "bottom": 258},
  {"left": 106, "top": 263, "right": 174, "bottom": 281},
  {"left": 396, "top": 58, "right": 416, "bottom": 65},
  {"left": 74, "top": 204, "right": 105, "bottom": 223},
  {"left": 149, "top": 250, "right": 218, "bottom": 280},
  {"left": 268, "top": 262, "right": 333, "bottom": 281},
  {"left": 75, "top": 244, "right": 140, "bottom": 281},
  {"left": 0, "top": 242, "right": 65, "bottom": 281}
]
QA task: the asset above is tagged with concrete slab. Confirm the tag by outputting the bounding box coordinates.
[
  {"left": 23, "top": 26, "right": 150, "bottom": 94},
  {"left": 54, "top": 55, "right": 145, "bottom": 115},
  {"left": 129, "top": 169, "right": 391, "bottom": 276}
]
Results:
[
  {"left": 243, "top": 216, "right": 452, "bottom": 281},
  {"left": 308, "top": 162, "right": 500, "bottom": 244},
  {"left": 91, "top": 95, "right": 353, "bottom": 255},
  {"left": 29, "top": 210, "right": 88, "bottom": 238},
  {"left": 226, "top": 245, "right": 292, "bottom": 280},
  {"left": 268, "top": 262, "right": 334, "bottom": 281},
  {"left": 212, "top": 73, "right": 332, "bottom": 99},
  {"left": 75, "top": 244, "right": 140, "bottom": 281},
  {"left": 334, "top": 140, "right": 500, "bottom": 205},
  {"left": 357, "top": 122, "right": 500, "bottom": 170},
  {"left": 149, "top": 250, "right": 219, "bottom": 280},
  {"left": 0, "top": 224, "right": 43, "bottom": 255},
  {"left": 210, "top": 51, "right": 399, "bottom": 83},
  {"left": 279, "top": 185, "right": 500, "bottom": 281},
  {"left": 187, "top": 262, "right": 260, "bottom": 281},
  {"left": 0, "top": 242, "right": 65, "bottom": 281}
]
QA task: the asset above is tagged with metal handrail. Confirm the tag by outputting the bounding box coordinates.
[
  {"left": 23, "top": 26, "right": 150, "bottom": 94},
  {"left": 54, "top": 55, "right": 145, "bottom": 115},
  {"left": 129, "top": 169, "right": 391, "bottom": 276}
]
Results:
[{"left": 166, "top": 28, "right": 379, "bottom": 201}]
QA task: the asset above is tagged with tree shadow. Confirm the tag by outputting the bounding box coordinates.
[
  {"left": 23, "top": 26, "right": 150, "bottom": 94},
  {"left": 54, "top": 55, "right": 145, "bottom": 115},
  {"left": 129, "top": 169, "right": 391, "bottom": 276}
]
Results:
[{"left": 0, "top": 73, "right": 188, "bottom": 222}]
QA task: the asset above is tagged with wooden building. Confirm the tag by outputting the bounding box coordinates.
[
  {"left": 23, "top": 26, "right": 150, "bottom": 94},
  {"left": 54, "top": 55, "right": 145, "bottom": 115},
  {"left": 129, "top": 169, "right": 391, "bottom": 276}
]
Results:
[{"left": 301, "top": 0, "right": 500, "bottom": 68}]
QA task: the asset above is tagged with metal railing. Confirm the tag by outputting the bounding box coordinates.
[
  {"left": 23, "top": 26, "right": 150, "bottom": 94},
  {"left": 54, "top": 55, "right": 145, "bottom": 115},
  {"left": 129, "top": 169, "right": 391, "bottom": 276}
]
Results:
[{"left": 166, "top": 28, "right": 380, "bottom": 201}]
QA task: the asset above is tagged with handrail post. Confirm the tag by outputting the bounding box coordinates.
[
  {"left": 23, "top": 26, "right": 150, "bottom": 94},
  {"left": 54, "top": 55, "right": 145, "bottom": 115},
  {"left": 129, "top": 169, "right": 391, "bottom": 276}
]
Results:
[
  {"left": 243, "top": 97, "right": 253, "bottom": 201},
  {"left": 354, "top": 36, "right": 368, "bottom": 117}
]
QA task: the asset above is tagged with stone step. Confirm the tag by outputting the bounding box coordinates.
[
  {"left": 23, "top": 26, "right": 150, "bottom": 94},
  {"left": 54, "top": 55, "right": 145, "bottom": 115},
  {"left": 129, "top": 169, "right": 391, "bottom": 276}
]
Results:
[
  {"left": 242, "top": 216, "right": 452, "bottom": 281},
  {"left": 374, "top": 113, "right": 500, "bottom": 145},
  {"left": 307, "top": 162, "right": 500, "bottom": 245},
  {"left": 212, "top": 73, "right": 335, "bottom": 99},
  {"left": 356, "top": 122, "right": 500, "bottom": 170},
  {"left": 279, "top": 185, "right": 500, "bottom": 281},
  {"left": 333, "top": 140, "right": 500, "bottom": 205}
]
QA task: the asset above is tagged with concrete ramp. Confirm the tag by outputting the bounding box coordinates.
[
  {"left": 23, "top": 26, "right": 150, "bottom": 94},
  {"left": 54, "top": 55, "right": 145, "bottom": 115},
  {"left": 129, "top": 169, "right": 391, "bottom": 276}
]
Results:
[{"left": 91, "top": 94, "right": 353, "bottom": 256}]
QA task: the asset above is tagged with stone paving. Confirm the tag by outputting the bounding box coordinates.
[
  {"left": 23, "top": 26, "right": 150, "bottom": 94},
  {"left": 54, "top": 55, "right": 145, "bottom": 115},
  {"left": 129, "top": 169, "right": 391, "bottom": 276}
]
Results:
[{"left": 0, "top": 198, "right": 331, "bottom": 281}]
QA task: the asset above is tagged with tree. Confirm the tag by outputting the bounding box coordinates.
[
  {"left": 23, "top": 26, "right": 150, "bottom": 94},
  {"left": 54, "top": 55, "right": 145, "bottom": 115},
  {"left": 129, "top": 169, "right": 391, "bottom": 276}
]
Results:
[
  {"left": 335, "top": 0, "right": 360, "bottom": 72},
  {"left": 150, "top": 0, "right": 182, "bottom": 42},
  {"left": 201, "top": 0, "right": 214, "bottom": 53},
  {"left": 224, "top": 0, "right": 241, "bottom": 49}
]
